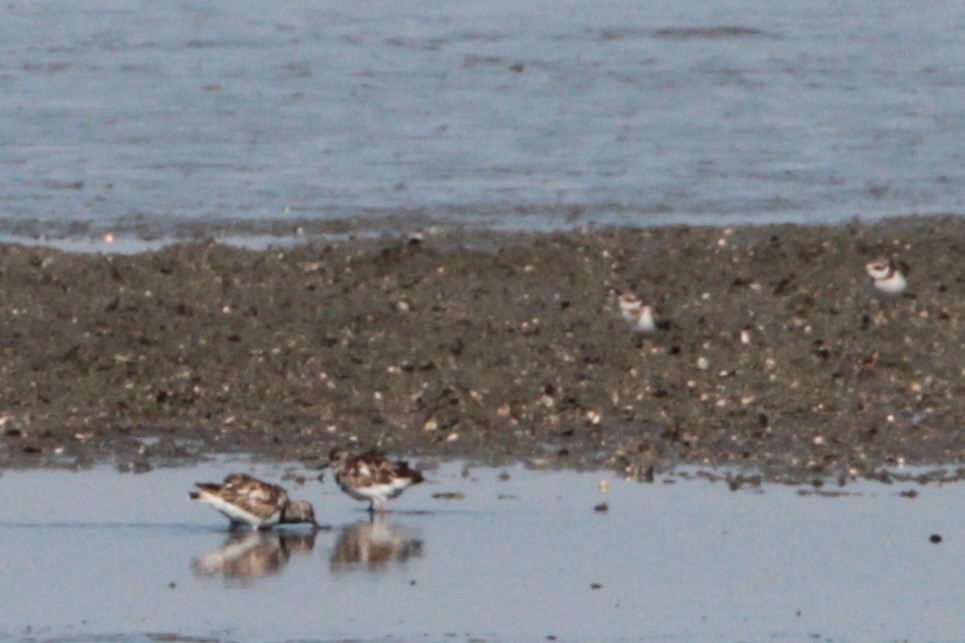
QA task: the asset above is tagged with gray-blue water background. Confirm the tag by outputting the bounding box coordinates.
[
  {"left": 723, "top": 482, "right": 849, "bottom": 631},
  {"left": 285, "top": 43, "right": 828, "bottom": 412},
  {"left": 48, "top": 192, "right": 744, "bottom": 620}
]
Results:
[{"left": 1, "top": 1, "right": 963, "bottom": 241}]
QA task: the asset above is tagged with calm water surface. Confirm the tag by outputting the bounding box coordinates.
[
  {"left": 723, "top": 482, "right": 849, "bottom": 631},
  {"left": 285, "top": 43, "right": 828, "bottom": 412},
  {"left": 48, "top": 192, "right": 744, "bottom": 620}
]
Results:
[
  {"left": 0, "top": 1, "right": 963, "bottom": 243},
  {"left": 0, "top": 460, "right": 963, "bottom": 641}
]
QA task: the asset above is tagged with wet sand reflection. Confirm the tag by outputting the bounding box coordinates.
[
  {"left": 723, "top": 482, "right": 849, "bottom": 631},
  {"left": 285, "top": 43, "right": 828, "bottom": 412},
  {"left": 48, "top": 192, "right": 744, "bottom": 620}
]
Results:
[
  {"left": 192, "top": 530, "right": 317, "bottom": 585},
  {"left": 329, "top": 518, "right": 423, "bottom": 574}
]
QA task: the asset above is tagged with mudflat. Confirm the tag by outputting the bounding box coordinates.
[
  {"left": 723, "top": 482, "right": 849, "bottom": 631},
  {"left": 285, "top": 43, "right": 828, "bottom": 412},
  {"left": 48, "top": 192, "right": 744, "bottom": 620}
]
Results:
[{"left": 0, "top": 216, "right": 962, "bottom": 482}]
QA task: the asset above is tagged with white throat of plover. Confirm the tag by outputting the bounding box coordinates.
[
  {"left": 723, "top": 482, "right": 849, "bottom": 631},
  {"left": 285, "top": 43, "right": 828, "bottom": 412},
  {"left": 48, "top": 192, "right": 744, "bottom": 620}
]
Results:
[{"left": 634, "top": 304, "right": 657, "bottom": 333}]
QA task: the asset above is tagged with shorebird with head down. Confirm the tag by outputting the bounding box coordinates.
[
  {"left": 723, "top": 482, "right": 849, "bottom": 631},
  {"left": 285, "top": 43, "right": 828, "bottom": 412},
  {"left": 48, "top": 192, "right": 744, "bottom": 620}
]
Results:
[
  {"left": 865, "top": 259, "right": 907, "bottom": 296},
  {"left": 189, "top": 474, "right": 320, "bottom": 531},
  {"left": 328, "top": 448, "right": 425, "bottom": 514}
]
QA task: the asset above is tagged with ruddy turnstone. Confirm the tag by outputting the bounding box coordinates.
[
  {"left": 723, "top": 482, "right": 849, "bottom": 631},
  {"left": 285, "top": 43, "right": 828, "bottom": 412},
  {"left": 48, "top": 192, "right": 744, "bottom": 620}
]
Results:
[
  {"left": 865, "top": 259, "right": 907, "bottom": 296},
  {"left": 189, "top": 473, "right": 319, "bottom": 531},
  {"left": 328, "top": 448, "right": 425, "bottom": 514}
]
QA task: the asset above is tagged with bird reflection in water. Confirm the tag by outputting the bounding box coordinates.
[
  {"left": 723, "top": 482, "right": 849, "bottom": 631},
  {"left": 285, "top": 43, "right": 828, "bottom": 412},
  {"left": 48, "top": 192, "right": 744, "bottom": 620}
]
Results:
[
  {"left": 330, "top": 518, "right": 423, "bottom": 574},
  {"left": 193, "top": 530, "right": 317, "bottom": 585}
]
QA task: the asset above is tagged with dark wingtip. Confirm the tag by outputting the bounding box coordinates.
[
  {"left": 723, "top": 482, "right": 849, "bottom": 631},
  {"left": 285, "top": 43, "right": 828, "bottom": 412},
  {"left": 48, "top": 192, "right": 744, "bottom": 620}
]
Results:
[{"left": 188, "top": 491, "right": 201, "bottom": 500}]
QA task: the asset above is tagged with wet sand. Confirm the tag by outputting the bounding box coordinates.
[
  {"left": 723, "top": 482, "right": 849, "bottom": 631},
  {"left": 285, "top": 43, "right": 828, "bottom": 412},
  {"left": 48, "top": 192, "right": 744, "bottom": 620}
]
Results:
[{"left": 0, "top": 216, "right": 962, "bottom": 482}]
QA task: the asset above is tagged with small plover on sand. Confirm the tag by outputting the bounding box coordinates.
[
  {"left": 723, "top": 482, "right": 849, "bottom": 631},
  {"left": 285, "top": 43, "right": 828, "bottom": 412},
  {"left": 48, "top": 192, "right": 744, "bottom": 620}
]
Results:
[
  {"left": 329, "top": 448, "right": 425, "bottom": 514},
  {"left": 865, "top": 259, "right": 907, "bottom": 296},
  {"left": 616, "top": 291, "right": 664, "bottom": 333},
  {"left": 189, "top": 474, "right": 320, "bottom": 531}
]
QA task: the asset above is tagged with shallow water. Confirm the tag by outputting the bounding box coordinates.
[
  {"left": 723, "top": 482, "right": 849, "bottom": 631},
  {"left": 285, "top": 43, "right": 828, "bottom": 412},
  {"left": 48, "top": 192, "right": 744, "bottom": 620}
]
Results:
[
  {"left": 0, "top": 461, "right": 962, "bottom": 641},
  {"left": 1, "top": 1, "right": 963, "bottom": 243}
]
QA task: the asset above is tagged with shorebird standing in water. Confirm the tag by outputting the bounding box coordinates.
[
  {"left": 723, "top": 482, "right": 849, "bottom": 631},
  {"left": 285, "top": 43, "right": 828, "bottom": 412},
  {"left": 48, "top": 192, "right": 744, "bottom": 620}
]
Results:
[
  {"left": 328, "top": 448, "right": 425, "bottom": 514},
  {"left": 189, "top": 474, "right": 320, "bottom": 531},
  {"left": 865, "top": 259, "right": 908, "bottom": 296}
]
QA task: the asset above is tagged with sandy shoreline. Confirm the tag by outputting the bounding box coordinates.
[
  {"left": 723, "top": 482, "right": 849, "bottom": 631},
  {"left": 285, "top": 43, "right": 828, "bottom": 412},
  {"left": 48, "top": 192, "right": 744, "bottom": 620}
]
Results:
[{"left": 0, "top": 216, "right": 962, "bottom": 482}]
